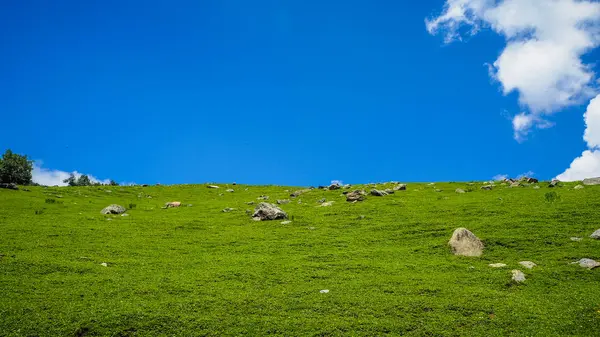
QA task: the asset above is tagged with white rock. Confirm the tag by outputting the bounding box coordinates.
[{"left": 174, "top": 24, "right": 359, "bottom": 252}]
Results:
[
  {"left": 519, "top": 261, "right": 537, "bottom": 269},
  {"left": 571, "top": 237, "right": 583, "bottom": 241},
  {"left": 574, "top": 185, "right": 584, "bottom": 190},
  {"left": 207, "top": 185, "right": 220, "bottom": 189},
  {"left": 100, "top": 263, "right": 108, "bottom": 267},
  {"left": 281, "top": 221, "right": 291, "bottom": 225},
  {"left": 320, "top": 289, "right": 329, "bottom": 293},
  {"left": 511, "top": 270, "right": 526, "bottom": 282},
  {"left": 489, "top": 263, "right": 507, "bottom": 268},
  {"left": 573, "top": 258, "right": 600, "bottom": 269},
  {"left": 121, "top": 213, "right": 129, "bottom": 217},
  {"left": 319, "top": 201, "right": 334, "bottom": 207},
  {"left": 590, "top": 229, "right": 600, "bottom": 239},
  {"left": 448, "top": 228, "right": 484, "bottom": 257}
]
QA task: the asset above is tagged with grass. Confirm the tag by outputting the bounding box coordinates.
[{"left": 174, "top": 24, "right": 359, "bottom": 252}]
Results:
[{"left": 1, "top": 182, "right": 600, "bottom": 336}]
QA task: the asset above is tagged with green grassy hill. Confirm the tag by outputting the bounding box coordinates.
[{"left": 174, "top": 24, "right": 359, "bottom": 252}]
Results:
[{"left": 1, "top": 182, "right": 600, "bottom": 336}]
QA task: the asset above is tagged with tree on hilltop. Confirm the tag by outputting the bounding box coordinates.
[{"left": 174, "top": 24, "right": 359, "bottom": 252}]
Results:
[{"left": 0, "top": 149, "right": 33, "bottom": 185}]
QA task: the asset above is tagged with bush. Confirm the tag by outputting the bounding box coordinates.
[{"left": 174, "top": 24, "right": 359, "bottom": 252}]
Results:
[
  {"left": 128, "top": 203, "right": 137, "bottom": 209},
  {"left": 0, "top": 149, "right": 33, "bottom": 185},
  {"left": 45, "top": 198, "right": 56, "bottom": 204},
  {"left": 545, "top": 192, "right": 560, "bottom": 203}
]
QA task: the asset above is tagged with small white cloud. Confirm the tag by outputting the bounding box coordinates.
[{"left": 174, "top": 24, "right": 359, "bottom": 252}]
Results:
[
  {"left": 557, "top": 94, "right": 600, "bottom": 181},
  {"left": 517, "top": 171, "right": 535, "bottom": 179},
  {"left": 32, "top": 162, "right": 111, "bottom": 186},
  {"left": 427, "top": 0, "right": 600, "bottom": 139},
  {"left": 493, "top": 174, "right": 508, "bottom": 181},
  {"left": 330, "top": 180, "right": 343, "bottom": 186}
]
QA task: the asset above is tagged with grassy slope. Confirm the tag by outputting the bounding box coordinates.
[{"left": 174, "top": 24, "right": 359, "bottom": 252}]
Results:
[{"left": 0, "top": 182, "right": 599, "bottom": 336}]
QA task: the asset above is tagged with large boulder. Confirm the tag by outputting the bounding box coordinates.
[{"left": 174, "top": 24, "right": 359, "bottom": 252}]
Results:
[
  {"left": 165, "top": 201, "right": 181, "bottom": 208},
  {"left": 252, "top": 203, "right": 288, "bottom": 221},
  {"left": 511, "top": 270, "right": 526, "bottom": 282},
  {"left": 101, "top": 204, "right": 126, "bottom": 215},
  {"left": 583, "top": 177, "right": 600, "bottom": 186},
  {"left": 346, "top": 190, "right": 366, "bottom": 202},
  {"left": 573, "top": 258, "right": 600, "bottom": 269},
  {"left": 481, "top": 185, "right": 493, "bottom": 190},
  {"left": 370, "top": 189, "right": 388, "bottom": 196},
  {"left": 0, "top": 183, "right": 18, "bottom": 190},
  {"left": 448, "top": 228, "right": 484, "bottom": 257},
  {"left": 590, "top": 229, "right": 600, "bottom": 239},
  {"left": 393, "top": 184, "right": 407, "bottom": 191},
  {"left": 549, "top": 180, "right": 560, "bottom": 188},
  {"left": 328, "top": 183, "right": 341, "bottom": 190}
]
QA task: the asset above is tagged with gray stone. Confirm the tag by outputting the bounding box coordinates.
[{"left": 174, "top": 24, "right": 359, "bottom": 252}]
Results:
[
  {"left": 574, "top": 185, "right": 584, "bottom": 190},
  {"left": 572, "top": 258, "right": 600, "bottom": 269},
  {"left": 280, "top": 220, "right": 291, "bottom": 225},
  {"left": 319, "top": 201, "right": 334, "bottom": 207},
  {"left": 489, "top": 263, "right": 507, "bottom": 268},
  {"left": 533, "top": 186, "right": 540, "bottom": 189},
  {"left": 455, "top": 188, "right": 466, "bottom": 194},
  {"left": 571, "top": 237, "right": 582, "bottom": 241},
  {"left": 252, "top": 203, "right": 288, "bottom": 221},
  {"left": 583, "top": 177, "right": 600, "bottom": 186},
  {"left": 257, "top": 195, "right": 269, "bottom": 200},
  {"left": 384, "top": 189, "right": 395, "bottom": 194},
  {"left": 277, "top": 199, "right": 290, "bottom": 205},
  {"left": 434, "top": 189, "right": 443, "bottom": 192},
  {"left": 549, "top": 180, "right": 559, "bottom": 188},
  {"left": 207, "top": 185, "right": 220, "bottom": 189},
  {"left": 328, "top": 183, "right": 341, "bottom": 190},
  {"left": 519, "top": 261, "right": 537, "bottom": 269},
  {"left": 222, "top": 208, "right": 235, "bottom": 213},
  {"left": 510, "top": 182, "right": 521, "bottom": 188},
  {"left": 226, "top": 189, "right": 234, "bottom": 192},
  {"left": 0, "top": 183, "right": 18, "bottom": 190},
  {"left": 481, "top": 185, "right": 493, "bottom": 190},
  {"left": 370, "top": 189, "right": 388, "bottom": 196},
  {"left": 165, "top": 201, "right": 181, "bottom": 208},
  {"left": 590, "top": 229, "right": 600, "bottom": 239},
  {"left": 101, "top": 204, "right": 126, "bottom": 215},
  {"left": 290, "top": 189, "right": 309, "bottom": 198},
  {"left": 245, "top": 201, "right": 255, "bottom": 205},
  {"left": 511, "top": 270, "right": 526, "bottom": 282},
  {"left": 317, "top": 198, "right": 326, "bottom": 204},
  {"left": 448, "top": 228, "right": 484, "bottom": 257},
  {"left": 346, "top": 190, "right": 366, "bottom": 202},
  {"left": 394, "top": 184, "right": 407, "bottom": 191}
]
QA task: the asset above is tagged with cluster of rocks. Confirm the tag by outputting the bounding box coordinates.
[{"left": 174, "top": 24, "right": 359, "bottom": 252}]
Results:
[{"left": 0, "top": 183, "right": 18, "bottom": 190}]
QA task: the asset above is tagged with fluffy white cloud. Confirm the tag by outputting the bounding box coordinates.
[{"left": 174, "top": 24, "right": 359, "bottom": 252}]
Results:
[
  {"left": 492, "top": 174, "right": 508, "bottom": 181},
  {"left": 557, "top": 94, "right": 600, "bottom": 181},
  {"left": 32, "top": 162, "right": 111, "bottom": 186},
  {"left": 427, "top": 0, "right": 600, "bottom": 140}
]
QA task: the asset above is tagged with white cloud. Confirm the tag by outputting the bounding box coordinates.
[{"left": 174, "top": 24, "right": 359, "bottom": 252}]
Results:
[
  {"left": 32, "top": 162, "right": 111, "bottom": 186},
  {"left": 492, "top": 174, "right": 508, "bottom": 181},
  {"left": 330, "top": 180, "right": 343, "bottom": 186},
  {"left": 517, "top": 170, "right": 535, "bottom": 179},
  {"left": 427, "top": 0, "right": 600, "bottom": 138},
  {"left": 557, "top": 94, "right": 600, "bottom": 181}
]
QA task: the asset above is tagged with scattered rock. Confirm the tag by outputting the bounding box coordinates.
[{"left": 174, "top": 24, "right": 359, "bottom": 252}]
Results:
[
  {"left": 290, "top": 189, "right": 310, "bottom": 198},
  {"left": 165, "top": 201, "right": 181, "bottom": 208},
  {"left": 187, "top": 204, "right": 193, "bottom": 207},
  {"left": 370, "top": 189, "right": 388, "bottom": 196},
  {"left": 0, "top": 183, "right": 18, "bottom": 190},
  {"left": 574, "top": 185, "right": 584, "bottom": 190},
  {"left": 533, "top": 186, "right": 540, "bottom": 189},
  {"left": 245, "top": 201, "right": 255, "bottom": 205},
  {"left": 448, "top": 228, "right": 484, "bottom": 257},
  {"left": 571, "top": 237, "right": 582, "bottom": 241},
  {"left": 519, "top": 261, "right": 537, "bottom": 269},
  {"left": 100, "top": 262, "right": 108, "bottom": 267},
  {"left": 384, "top": 189, "right": 395, "bottom": 194},
  {"left": 510, "top": 182, "right": 521, "bottom": 188},
  {"left": 317, "top": 198, "right": 326, "bottom": 204},
  {"left": 328, "top": 183, "right": 341, "bottom": 190},
  {"left": 526, "top": 178, "right": 539, "bottom": 184},
  {"left": 572, "top": 258, "right": 600, "bottom": 269},
  {"left": 222, "top": 208, "right": 235, "bottom": 213},
  {"left": 226, "top": 189, "right": 234, "bottom": 193},
  {"left": 121, "top": 213, "right": 129, "bottom": 217},
  {"left": 394, "top": 184, "right": 407, "bottom": 191},
  {"left": 320, "top": 201, "right": 334, "bottom": 207},
  {"left": 434, "top": 189, "right": 443, "bottom": 192},
  {"left": 141, "top": 184, "right": 148, "bottom": 187},
  {"left": 281, "top": 220, "right": 291, "bottom": 225},
  {"left": 583, "top": 177, "right": 600, "bottom": 186},
  {"left": 318, "top": 186, "right": 326, "bottom": 189},
  {"left": 320, "top": 289, "right": 330, "bottom": 294},
  {"left": 481, "top": 185, "right": 493, "bottom": 190},
  {"left": 358, "top": 215, "right": 365, "bottom": 219},
  {"left": 101, "top": 204, "right": 126, "bottom": 215},
  {"left": 511, "top": 270, "right": 526, "bottom": 282},
  {"left": 207, "top": 185, "right": 220, "bottom": 189},
  {"left": 343, "top": 184, "right": 351, "bottom": 189},
  {"left": 252, "top": 203, "right": 288, "bottom": 221},
  {"left": 428, "top": 183, "right": 435, "bottom": 186},
  {"left": 549, "top": 180, "right": 559, "bottom": 188},
  {"left": 257, "top": 195, "right": 269, "bottom": 200},
  {"left": 346, "top": 190, "right": 366, "bottom": 202},
  {"left": 455, "top": 188, "right": 466, "bottom": 194},
  {"left": 489, "top": 263, "right": 507, "bottom": 268},
  {"left": 277, "top": 199, "right": 290, "bottom": 205},
  {"left": 590, "top": 229, "right": 600, "bottom": 239}
]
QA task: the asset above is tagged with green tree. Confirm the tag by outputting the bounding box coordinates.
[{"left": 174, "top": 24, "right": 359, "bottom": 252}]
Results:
[
  {"left": 0, "top": 149, "right": 33, "bottom": 185},
  {"left": 76, "top": 175, "right": 91, "bottom": 186},
  {"left": 109, "top": 180, "right": 119, "bottom": 186},
  {"left": 63, "top": 174, "right": 77, "bottom": 186}
]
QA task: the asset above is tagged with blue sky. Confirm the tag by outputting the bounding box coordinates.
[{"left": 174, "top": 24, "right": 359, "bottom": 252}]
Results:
[{"left": 1, "top": 0, "right": 600, "bottom": 186}]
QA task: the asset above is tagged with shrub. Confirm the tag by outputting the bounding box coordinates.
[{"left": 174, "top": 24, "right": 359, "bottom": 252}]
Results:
[
  {"left": 128, "top": 203, "right": 137, "bottom": 209},
  {"left": 45, "top": 198, "right": 56, "bottom": 204},
  {"left": 545, "top": 192, "right": 560, "bottom": 203}
]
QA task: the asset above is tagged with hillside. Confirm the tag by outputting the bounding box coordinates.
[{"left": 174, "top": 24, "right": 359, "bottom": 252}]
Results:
[{"left": 1, "top": 181, "right": 600, "bottom": 336}]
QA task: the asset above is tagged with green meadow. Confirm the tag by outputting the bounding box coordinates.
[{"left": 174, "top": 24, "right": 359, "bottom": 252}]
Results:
[{"left": 1, "top": 182, "right": 599, "bottom": 336}]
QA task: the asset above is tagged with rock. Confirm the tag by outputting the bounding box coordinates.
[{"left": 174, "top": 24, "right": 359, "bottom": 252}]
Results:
[
  {"left": 434, "top": 189, "right": 443, "bottom": 192},
  {"left": 394, "top": 184, "right": 407, "bottom": 191},
  {"left": 527, "top": 178, "right": 539, "bottom": 184},
  {"left": 583, "top": 177, "right": 600, "bottom": 186},
  {"left": 346, "top": 190, "right": 366, "bottom": 202},
  {"left": 489, "top": 263, "right": 507, "bottom": 268},
  {"left": 317, "top": 198, "right": 326, "bottom": 204},
  {"left": 370, "top": 189, "right": 388, "bottom": 196},
  {"left": 511, "top": 270, "right": 526, "bottom": 282},
  {"left": 510, "top": 182, "right": 521, "bottom": 188},
  {"left": 226, "top": 189, "right": 234, "bottom": 192},
  {"left": 165, "top": 201, "right": 181, "bottom": 208},
  {"left": 320, "top": 289, "right": 329, "bottom": 294},
  {"left": 245, "top": 201, "right": 255, "bottom": 205},
  {"left": 187, "top": 204, "right": 193, "bottom": 207},
  {"left": 343, "top": 184, "right": 351, "bottom": 189},
  {"left": 320, "top": 201, "right": 334, "bottom": 207},
  {"left": 257, "top": 195, "right": 269, "bottom": 200},
  {"left": 533, "top": 186, "right": 540, "bottom": 189},
  {"left": 428, "top": 183, "right": 435, "bottom": 186},
  {"left": 277, "top": 199, "right": 290, "bottom": 205},
  {"left": 318, "top": 186, "right": 326, "bottom": 189},
  {"left": 572, "top": 258, "right": 600, "bottom": 269},
  {"left": 141, "top": 184, "right": 148, "bottom": 187},
  {"left": 455, "top": 188, "right": 466, "bottom": 194},
  {"left": 519, "top": 261, "right": 537, "bottom": 269},
  {"left": 590, "top": 229, "right": 600, "bottom": 239},
  {"left": 571, "top": 237, "right": 582, "bottom": 241},
  {"left": 121, "top": 213, "right": 129, "bottom": 217},
  {"left": 222, "top": 208, "right": 235, "bottom": 213},
  {"left": 481, "top": 185, "right": 493, "bottom": 190},
  {"left": 384, "top": 189, "right": 395, "bottom": 194},
  {"left": 207, "top": 185, "right": 220, "bottom": 189},
  {"left": 252, "top": 203, "right": 288, "bottom": 221},
  {"left": 0, "top": 183, "right": 18, "bottom": 190},
  {"left": 232, "top": 182, "right": 237, "bottom": 185},
  {"left": 549, "top": 180, "right": 559, "bottom": 188},
  {"left": 100, "top": 262, "right": 108, "bottom": 267},
  {"left": 101, "top": 204, "right": 126, "bottom": 215},
  {"left": 328, "top": 183, "right": 341, "bottom": 190},
  {"left": 281, "top": 220, "right": 291, "bottom": 225},
  {"left": 290, "top": 189, "right": 309, "bottom": 198},
  {"left": 448, "top": 228, "right": 484, "bottom": 257},
  {"left": 574, "top": 185, "right": 584, "bottom": 190}
]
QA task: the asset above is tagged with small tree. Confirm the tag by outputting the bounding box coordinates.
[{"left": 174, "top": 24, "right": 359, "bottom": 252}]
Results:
[
  {"left": 0, "top": 149, "right": 33, "bottom": 185},
  {"left": 109, "top": 180, "right": 119, "bottom": 186},
  {"left": 76, "top": 175, "right": 91, "bottom": 186},
  {"left": 63, "top": 174, "right": 77, "bottom": 186}
]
